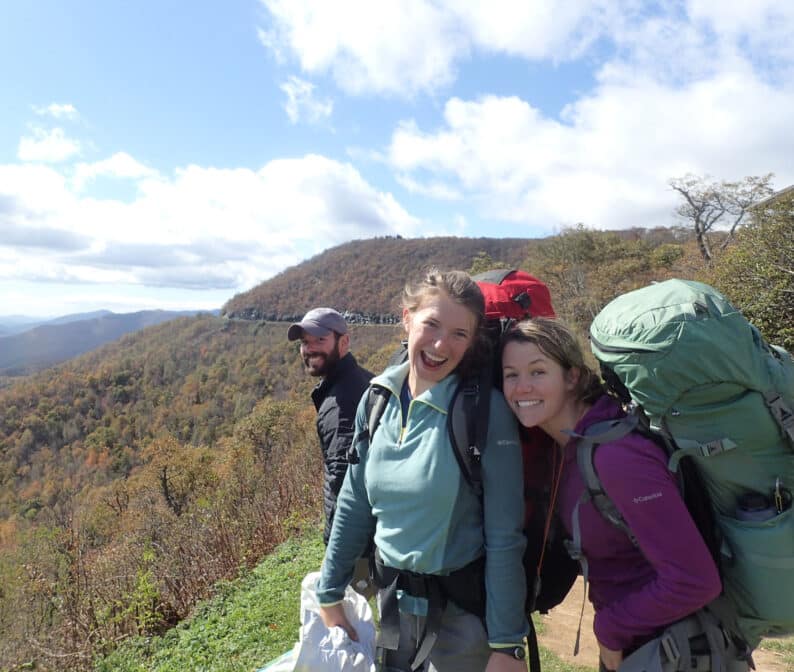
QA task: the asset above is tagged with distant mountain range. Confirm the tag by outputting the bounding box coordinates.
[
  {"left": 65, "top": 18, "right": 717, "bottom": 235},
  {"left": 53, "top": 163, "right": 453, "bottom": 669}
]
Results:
[
  {"left": 0, "top": 310, "right": 114, "bottom": 336},
  {"left": 0, "top": 309, "right": 218, "bottom": 376}
]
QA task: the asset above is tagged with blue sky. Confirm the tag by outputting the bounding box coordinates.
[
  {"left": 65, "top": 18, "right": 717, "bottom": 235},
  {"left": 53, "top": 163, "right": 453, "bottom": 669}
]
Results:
[{"left": 1, "top": 0, "right": 793, "bottom": 317}]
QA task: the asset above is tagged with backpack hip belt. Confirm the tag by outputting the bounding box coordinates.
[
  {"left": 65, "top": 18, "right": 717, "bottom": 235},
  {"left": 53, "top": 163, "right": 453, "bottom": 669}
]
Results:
[{"left": 372, "top": 548, "right": 485, "bottom": 670}]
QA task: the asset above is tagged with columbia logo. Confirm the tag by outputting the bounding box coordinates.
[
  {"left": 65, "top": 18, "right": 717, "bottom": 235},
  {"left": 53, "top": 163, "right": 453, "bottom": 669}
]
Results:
[{"left": 634, "top": 492, "right": 663, "bottom": 504}]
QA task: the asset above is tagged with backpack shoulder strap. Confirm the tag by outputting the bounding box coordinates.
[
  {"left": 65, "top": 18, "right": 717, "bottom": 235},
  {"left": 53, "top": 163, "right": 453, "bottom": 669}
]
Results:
[
  {"left": 447, "top": 367, "right": 492, "bottom": 497},
  {"left": 568, "top": 413, "right": 640, "bottom": 547},
  {"left": 562, "top": 411, "right": 640, "bottom": 655},
  {"left": 351, "top": 385, "right": 391, "bottom": 464},
  {"left": 386, "top": 341, "right": 409, "bottom": 369},
  {"left": 362, "top": 366, "right": 493, "bottom": 495}
]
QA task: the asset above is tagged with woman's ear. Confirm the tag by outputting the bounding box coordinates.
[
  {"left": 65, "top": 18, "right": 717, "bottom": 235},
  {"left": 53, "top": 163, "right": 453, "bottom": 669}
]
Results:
[
  {"left": 402, "top": 307, "right": 411, "bottom": 334},
  {"left": 565, "top": 366, "right": 581, "bottom": 391}
]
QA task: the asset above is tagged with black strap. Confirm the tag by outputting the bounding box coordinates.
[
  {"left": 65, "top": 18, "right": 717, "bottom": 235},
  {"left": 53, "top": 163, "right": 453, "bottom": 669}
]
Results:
[
  {"left": 471, "top": 268, "right": 515, "bottom": 284},
  {"left": 355, "top": 385, "right": 391, "bottom": 464},
  {"left": 527, "top": 617, "right": 541, "bottom": 672},
  {"left": 447, "top": 369, "right": 492, "bottom": 495},
  {"left": 410, "top": 580, "right": 445, "bottom": 670},
  {"left": 372, "top": 551, "right": 488, "bottom": 666},
  {"left": 372, "top": 549, "right": 449, "bottom": 670}
]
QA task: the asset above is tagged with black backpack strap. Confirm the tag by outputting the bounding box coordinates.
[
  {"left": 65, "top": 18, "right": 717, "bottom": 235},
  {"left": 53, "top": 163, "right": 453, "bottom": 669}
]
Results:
[
  {"left": 527, "top": 617, "right": 541, "bottom": 672},
  {"left": 386, "top": 340, "right": 409, "bottom": 368},
  {"left": 447, "top": 367, "right": 492, "bottom": 497},
  {"left": 472, "top": 268, "right": 514, "bottom": 284},
  {"left": 372, "top": 549, "right": 449, "bottom": 670},
  {"left": 353, "top": 385, "right": 391, "bottom": 464}
]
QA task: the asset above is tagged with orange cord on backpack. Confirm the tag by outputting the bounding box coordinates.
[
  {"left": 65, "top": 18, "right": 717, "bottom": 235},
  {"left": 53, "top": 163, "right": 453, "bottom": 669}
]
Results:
[{"left": 535, "top": 442, "right": 565, "bottom": 592}]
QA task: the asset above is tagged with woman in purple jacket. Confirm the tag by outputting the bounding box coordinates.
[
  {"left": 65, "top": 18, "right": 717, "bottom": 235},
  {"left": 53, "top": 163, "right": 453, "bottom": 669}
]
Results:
[{"left": 500, "top": 317, "right": 722, "bottom": 672}]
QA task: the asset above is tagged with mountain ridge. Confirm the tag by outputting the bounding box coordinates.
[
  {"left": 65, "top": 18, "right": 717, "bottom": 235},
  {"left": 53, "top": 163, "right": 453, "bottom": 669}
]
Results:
[{"left": 222, "top": 236, "right": 535, "bottom": 321}]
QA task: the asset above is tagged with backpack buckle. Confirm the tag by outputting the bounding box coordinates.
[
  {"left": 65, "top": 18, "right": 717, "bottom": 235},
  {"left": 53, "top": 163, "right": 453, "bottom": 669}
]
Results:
[
  {"left": 698, "top": 438, "right": 736, "bottom": 457},
  {"left": 660, "top": 632, "right": 680, "bottom": 664},
  {"left": 766, "top": 392, "right": 794, "bottom": 443},
  {"left": 563, "top": 539, "right": 582, "bottom": 561},
  {"left": 513, "top": 291, "right": 532, "bottom": 311},
  {"left": 463, "top": 383, "right": 479, "bottom": 397}
]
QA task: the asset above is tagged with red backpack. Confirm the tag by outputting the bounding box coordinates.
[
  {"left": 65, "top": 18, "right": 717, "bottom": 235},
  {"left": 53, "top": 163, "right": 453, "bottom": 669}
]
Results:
[
  {"left": 472, "top": 269, "right": 556, "bottom": 526},
  {"left": 474, "top": 268, "right": 555, "bottom": 325}
]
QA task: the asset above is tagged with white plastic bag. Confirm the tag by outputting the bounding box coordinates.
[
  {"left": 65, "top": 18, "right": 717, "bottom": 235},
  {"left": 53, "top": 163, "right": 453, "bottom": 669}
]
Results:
[
  {"left": 294, "top": 571, "right": 377, "bottom": 672},
  {"left": 258, "top": 570, "right": 377, "bottom": 672},
  {"left": 258, "top": 646, "right": 300, "bottom": 671}
]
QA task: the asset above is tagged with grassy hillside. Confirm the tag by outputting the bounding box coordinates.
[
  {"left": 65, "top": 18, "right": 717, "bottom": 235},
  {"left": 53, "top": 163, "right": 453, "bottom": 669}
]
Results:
[
  {"left": 94, "top": 531, "right": 603, "bottom": 672},
  {"left": 95, "top": 530, "right": 327, "bottom": 672}
]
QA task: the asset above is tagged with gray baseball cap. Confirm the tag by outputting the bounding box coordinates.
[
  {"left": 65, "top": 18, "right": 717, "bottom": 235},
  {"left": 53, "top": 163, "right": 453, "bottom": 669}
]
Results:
[{"left": 287, "top": 307, "right": 348, "bottom": 341}]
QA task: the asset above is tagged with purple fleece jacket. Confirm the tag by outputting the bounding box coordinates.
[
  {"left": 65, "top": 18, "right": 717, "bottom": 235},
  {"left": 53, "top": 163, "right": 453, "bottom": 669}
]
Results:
[{"left": 556, "top": 395, "right": 721, "bottom": 652}]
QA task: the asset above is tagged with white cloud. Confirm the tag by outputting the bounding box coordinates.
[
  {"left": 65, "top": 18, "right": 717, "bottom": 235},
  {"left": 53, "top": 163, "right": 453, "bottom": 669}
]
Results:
[
  {"left": 0, "top": 154, "right": 421, "bottom": 293},
  {"left": 17, "top": 127, "right": 82, "bottom": 163},
  {"left": 395, "top": 174, "right": 462, "bottom": 200},
  {"left": 280, "top": 76, "right": 333, "bottom": 124},
  {"left": 259, "top": 1, "right": 794, "bottom": 97},
  {"left": 688, "top": 0, "right": 794, "bottom": 41},
  {"left": 449, "top": 0, "right": 618, "bottom": 61},
  {"left": 388, "top": 68, "right": 794, "bottom": 230},
  {"left": 258, "top": 0, "right": 629, "bottom": 97},
  {"left": 72, "top": 152, "right": 160, "bottom": 191},
  {"left": 33, "top": 103, "right": 79, "bottom": 120},
  {"left": 259, "top": 0, "right": 465, "bottom": 96}
]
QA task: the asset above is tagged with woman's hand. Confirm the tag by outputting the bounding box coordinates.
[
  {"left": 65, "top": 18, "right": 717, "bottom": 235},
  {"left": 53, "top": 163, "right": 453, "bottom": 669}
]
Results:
[
  {"left": 598, "top": 641, "right": 623, "bottom": 671},
  {"left": 318, "top": 603, "right": 359, "bottom": 642},
  {"left": 485, "top": 652, "right": 529, "bottom": 672}
]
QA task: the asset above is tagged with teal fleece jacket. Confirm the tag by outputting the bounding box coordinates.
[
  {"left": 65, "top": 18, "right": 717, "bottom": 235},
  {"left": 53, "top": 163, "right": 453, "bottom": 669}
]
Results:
[{"left": 316, "top": 363, "right": 528, "bottom": 646}]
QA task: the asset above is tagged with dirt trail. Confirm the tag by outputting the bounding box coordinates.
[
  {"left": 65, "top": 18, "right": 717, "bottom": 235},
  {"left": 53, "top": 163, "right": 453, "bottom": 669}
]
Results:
[{"left": 537, "top": 577, "right": 790, "bottom": 672}]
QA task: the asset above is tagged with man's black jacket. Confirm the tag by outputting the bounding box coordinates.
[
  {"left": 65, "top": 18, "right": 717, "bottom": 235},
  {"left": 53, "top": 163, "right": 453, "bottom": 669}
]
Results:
[{"left": 311, "top": 352, "right": 373, "bottom": 544}]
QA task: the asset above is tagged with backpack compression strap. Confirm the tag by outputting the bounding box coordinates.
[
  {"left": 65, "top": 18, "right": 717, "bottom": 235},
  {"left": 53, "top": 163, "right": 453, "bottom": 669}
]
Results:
[{"left": 763, "top": 390, "right": 794, "bottom": 445}]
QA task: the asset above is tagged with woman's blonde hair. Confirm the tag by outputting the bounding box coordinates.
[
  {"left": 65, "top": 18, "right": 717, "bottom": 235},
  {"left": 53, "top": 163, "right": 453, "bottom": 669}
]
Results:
[
  {"left": 402, "top": 268, "right": 486, "bottom": 378},
  {"left": 501, "top": 317, "right": 604, "bottom": 404}
]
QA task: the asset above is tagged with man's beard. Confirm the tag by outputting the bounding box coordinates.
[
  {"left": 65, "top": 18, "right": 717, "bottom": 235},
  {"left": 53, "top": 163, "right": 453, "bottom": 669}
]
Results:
[{"left": 303, "top": 340, "right": 341, "bottom": 377}]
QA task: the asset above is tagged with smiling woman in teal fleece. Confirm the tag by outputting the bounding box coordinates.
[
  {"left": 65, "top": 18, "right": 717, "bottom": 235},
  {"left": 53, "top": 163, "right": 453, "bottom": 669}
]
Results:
[{"left": 316, "top": 269, "right": 528, "bottom": 672}]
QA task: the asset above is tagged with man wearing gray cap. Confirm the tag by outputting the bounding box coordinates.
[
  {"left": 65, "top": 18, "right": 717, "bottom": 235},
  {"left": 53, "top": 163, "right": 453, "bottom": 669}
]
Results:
[{"left": 288, "top": 307, "right": 374, "bottom": 594}]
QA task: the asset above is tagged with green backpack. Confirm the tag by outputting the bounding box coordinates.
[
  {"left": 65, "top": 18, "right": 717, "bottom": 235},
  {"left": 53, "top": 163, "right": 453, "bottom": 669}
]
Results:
[{"left": 586, "top": 278, "right": 794, "bottom": 649}]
